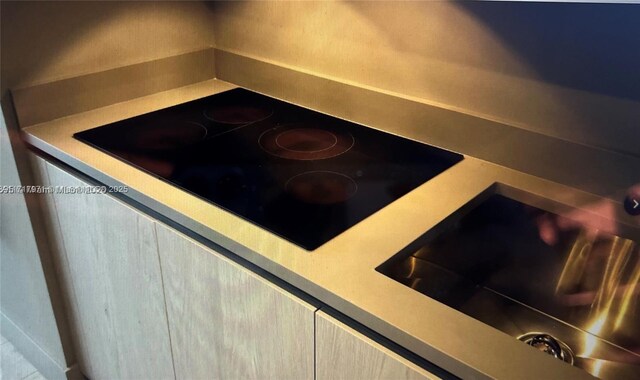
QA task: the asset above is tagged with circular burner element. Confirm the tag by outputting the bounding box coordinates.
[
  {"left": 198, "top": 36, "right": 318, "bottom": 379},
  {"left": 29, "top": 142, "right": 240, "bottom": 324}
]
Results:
[
  {"left": 285, "top": 171, "right": 357, "bottom": 205},
  {"left": 204, "top": 105, "right": 273, "bottom": 125},
  {"left": 259, "top": 124, "right": 354, "bottom": 160},
  {"left": 276, "top": 128, "right": 337, "bottom": 153},
  {"left": 125, "top": 121, "right": 207, "bottom": 151}
]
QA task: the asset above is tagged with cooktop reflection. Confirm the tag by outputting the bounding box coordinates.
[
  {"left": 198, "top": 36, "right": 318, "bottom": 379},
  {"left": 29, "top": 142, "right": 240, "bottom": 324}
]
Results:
[{"left": 74, "top": 88, "right": 463, "bottom": 249}]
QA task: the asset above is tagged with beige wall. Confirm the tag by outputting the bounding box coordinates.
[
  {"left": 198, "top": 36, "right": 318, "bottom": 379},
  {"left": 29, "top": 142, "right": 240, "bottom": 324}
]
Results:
[
  {"left": 1, "top": 1, "right": 215, "bottom": 94},
  {"left": 3, "top": 1, "right": 637, "bottom": 156},
  {"left": 0, "top": 1, "right": 215, "bottom": 376},
  {"left": 212, "top": 1, "right": 640, "bottom": 157}
]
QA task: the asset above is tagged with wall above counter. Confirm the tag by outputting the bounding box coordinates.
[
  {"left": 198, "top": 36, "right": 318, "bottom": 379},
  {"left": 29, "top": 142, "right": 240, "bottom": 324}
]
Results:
[
  {"left": 3, "top": 1, "right": 638, "bottom": 157},
  {"left": 212, "top": 1, "right": 640, "bottom": 158}
]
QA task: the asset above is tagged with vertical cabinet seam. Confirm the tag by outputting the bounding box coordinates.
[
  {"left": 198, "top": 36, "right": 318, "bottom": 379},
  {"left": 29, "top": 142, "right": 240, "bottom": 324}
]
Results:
[{"left": 152, "top": 222, "right": 178, "bottom": 380}]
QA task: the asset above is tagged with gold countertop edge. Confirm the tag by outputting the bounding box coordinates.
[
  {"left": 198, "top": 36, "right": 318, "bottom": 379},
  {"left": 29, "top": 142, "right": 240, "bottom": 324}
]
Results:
[{"left": 21, "top": 79, "right": 600, "bottom": 380}]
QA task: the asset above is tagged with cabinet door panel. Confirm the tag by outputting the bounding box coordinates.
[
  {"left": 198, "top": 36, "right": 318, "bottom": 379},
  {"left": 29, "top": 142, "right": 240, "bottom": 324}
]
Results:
[
  {"left": 316, "top": 311, "right": 440, "bottom": 380},
  {"left": 155, "top": 222, "right": 315, "bottom": 380},
  {"left": 34, "top": 157, "right": 174, "bottom": 380}
]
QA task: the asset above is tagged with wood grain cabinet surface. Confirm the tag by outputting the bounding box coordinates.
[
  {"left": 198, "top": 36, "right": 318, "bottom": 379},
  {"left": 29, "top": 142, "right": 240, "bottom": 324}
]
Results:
[
  {"left": 154, "top": 222, "right": 316, "bottom": 380},
  {"left": 31, "top": 155, "right": 175, "bottom": 380},
  {"left": 316, "top": 311, "right": 441, "bottom": 380},
  {"left": 31, "top": 155, "right": 316, "bottom": 380},
  {"left": 31, "top": 154, "right": 437, "bottom": 380}
]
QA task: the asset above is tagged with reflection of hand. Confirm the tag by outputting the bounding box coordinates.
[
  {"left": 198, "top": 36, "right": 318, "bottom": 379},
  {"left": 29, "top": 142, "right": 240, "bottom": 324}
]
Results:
[
  {"left": 536, "top": 183, "right": 640, "bottom": 246},
  {"left": 535, "top": 200, "right": 619, "bottom": 246},
  {"left": 536, "top": 183, "right": 640, "bottom": 245},
  {"left": 541, "top": 185, "right": 640, "bottom": 311},
  {"left": 536, "top": 212, "right": 561, "bottom": 246},
  {"left": 537, "top": 201, "right": 618, "bottom": 245}
]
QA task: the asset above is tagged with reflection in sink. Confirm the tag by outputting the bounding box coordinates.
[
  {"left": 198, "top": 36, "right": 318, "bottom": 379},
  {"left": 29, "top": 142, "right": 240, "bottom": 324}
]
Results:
[{"left": 378, "top": 194, "right": 640, "bottom": 380}]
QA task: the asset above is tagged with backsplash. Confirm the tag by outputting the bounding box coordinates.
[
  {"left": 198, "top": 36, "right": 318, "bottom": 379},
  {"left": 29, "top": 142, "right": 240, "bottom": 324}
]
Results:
[
  {"left": 0, "top": 1, "right": 215, "bottom": 95},
  {"left": 212, "top": 1, "right": 640, "bottom": 157}
]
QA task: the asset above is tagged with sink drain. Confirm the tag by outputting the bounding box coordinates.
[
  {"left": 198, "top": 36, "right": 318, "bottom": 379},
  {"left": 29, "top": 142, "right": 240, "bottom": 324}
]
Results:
[{"left": 518, "top": 332, "right": 575, "bottom": 365}]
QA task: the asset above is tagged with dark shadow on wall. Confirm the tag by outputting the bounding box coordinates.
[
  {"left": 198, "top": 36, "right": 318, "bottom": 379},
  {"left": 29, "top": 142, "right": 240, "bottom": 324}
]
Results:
[
  {"left": 456, "top": 1, "right": 640, "bottom": 102},
  {"left": 0, "top": 1, "right": 122, "bottom": 95},
  {"left": 0, "top": 1, "right": 215, "bottom": 97}
]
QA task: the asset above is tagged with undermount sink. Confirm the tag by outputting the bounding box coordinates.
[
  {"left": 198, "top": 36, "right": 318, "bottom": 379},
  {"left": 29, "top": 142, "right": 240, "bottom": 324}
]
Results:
[{"left": 378, "top": 189, "right": 640, "bottom": 380}]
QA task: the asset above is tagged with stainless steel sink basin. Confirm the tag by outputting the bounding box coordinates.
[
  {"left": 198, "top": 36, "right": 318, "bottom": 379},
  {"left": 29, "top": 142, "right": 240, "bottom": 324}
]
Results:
[{"left": 378, "top": 193, "right": 640, "bottom": 379}]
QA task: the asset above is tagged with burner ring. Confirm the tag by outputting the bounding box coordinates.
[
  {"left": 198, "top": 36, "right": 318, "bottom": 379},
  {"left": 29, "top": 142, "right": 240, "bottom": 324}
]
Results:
[
  {"left": 259, "top": 124, "right": 354, "bottom": 160},
  {"left": 125, "top": 120, "right": 207, "bottom": 151},
  {"left": 285, "top": 171, "right": 358, "bottom": 205},
  {"left": 275, "top": 128, "right": 338, "bottom": 153},
  {"left": 203, "top": 105, "right": 273, "bottom": 125}
]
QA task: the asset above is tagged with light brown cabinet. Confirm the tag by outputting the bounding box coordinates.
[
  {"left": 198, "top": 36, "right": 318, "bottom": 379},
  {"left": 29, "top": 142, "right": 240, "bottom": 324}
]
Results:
[
  {"left": 31, "top": 154, "right": 317, "bottom": 380},
  {"left": 32, "top": 155, "right": 175, "bottom": 380},
  {"left": 155, "top": 222, "right": 316, "bottom": 380},
  {"left": 31, "top": 155, "right": 442, "bottom": 380},
  {"left": 316, "top": 311, "right": 440, "bottom": 380}
]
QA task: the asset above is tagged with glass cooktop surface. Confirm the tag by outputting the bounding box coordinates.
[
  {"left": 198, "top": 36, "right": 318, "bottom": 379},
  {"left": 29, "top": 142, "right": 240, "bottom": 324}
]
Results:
[{"left": 74, "top": 88, "right": 463, "bottom": 249}]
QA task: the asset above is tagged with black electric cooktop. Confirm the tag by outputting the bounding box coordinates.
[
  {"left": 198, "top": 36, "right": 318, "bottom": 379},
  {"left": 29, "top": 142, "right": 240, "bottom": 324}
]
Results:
[{"left": 75, "top": 88, "right": 463, "bottom": 249}]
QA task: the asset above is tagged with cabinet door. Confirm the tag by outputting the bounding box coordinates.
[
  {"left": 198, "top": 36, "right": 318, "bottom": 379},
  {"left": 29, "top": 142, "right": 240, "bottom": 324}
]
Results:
[
  {"left": 155, "top": 222, "right": 316, "bottom": 380},
  {"left": 316, "top": 311, "right": 440, "bottom": 380},
  {"left": 32, "top": 156, "right": 174, "bottom": 380}
]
